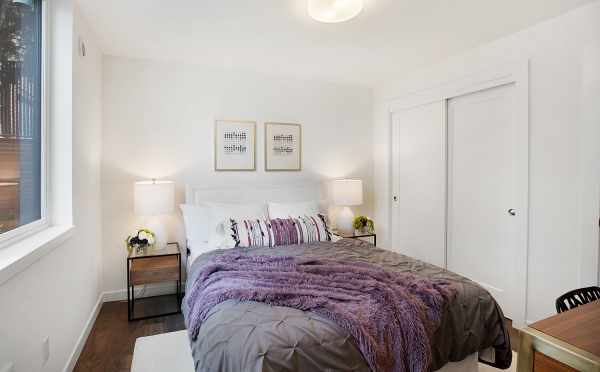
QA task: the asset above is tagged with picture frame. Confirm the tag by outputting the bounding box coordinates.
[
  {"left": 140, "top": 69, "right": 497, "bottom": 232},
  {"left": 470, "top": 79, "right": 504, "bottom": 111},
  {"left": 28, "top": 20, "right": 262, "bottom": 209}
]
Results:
[
  {"left": 265, "top": 122, "right": 302, "bottom": 171},
  {"left": 214, "top": 120, "right": 256, "bottom": 171}
]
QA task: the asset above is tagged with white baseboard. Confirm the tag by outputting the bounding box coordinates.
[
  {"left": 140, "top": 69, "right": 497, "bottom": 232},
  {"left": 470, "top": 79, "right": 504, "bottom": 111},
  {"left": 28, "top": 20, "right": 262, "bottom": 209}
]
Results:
[
  {"left": 63, "top": 293, "right": 103, "bottom": 372},
  {"left": 103, "top": 281, "right": 184, "bottom": 302},
  {"left": 62, "top": 282, "right": 186, "bottom": 372}
]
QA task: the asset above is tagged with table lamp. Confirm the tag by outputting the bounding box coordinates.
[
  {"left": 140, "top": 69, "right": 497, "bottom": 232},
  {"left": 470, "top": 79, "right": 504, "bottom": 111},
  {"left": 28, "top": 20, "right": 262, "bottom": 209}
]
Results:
[
  {"left": 134, "top": 180, "right": 175, "bottom": 248},
  {"left": 331, "top": 179, "right": 363, "bottom": 236}
]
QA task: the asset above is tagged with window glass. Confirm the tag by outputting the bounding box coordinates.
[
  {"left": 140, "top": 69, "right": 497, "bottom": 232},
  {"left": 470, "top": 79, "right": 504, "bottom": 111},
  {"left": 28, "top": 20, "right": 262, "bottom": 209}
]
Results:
[{"left": 0, "top": 0, "right": 43, "bottom": 235}]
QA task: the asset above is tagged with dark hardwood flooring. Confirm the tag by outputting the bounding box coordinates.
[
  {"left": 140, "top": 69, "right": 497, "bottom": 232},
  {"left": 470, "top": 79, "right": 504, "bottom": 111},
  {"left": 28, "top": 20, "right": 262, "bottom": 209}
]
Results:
[
  {"left": 75, "top": 295, "right": 520, "bottom": 372},
  {"left": 74, "top": 295, "right": 185, "bottom": 372}
]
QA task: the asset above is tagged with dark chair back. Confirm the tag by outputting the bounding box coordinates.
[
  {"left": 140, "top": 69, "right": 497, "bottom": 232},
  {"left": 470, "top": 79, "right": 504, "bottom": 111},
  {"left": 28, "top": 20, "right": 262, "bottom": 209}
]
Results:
[{"left": 555, "top": 286, "right": 600, "bottom": 313}]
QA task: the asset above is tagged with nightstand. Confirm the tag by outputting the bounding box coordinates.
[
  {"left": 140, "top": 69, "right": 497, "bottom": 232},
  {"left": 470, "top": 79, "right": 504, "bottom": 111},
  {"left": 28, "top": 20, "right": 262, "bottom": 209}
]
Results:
[
  {"left": 338, "top": 232, "right": 376, "bottom": 246},
  {"left": 127, "top": 242, "right": 182, "bottom": 321}
]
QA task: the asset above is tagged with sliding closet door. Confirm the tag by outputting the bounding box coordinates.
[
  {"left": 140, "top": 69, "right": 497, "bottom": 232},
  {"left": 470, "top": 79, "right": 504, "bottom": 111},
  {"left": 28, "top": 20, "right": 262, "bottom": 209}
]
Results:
[
  {"left": 391, "top": 101, "right": 446, "bottom": 267},
  {"left": 446, "top": 83, "right": 522, "bottom": 320}
]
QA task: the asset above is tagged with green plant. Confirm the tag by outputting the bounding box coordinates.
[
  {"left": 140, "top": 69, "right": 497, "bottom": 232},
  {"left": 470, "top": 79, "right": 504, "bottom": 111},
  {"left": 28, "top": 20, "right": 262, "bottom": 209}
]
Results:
[{"left": 352, "top": 216, "right": 374, "bottom": 233}]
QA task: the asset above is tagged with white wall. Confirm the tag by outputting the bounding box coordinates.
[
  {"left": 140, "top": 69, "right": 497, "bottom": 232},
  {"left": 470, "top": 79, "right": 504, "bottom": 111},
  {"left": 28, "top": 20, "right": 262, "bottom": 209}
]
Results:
[
  {"left": 101, "top": 56, "right": 374, "bottom": 293},
  {"left": 373, "top": 2, "right": 600, "bottom": 323},
  {"left": 0, "top": 2, "right": 103, "bottom": 372},
  {"left": 72, "top": 4, "right": 104, "bottom": 311}
]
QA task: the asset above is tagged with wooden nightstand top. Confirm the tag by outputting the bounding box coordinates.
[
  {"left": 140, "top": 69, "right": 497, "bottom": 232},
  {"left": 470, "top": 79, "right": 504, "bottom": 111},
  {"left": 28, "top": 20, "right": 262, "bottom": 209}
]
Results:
[
  {"left": 128, "top": 242, "right": 180, "bottom": 259},
  {"left": 334, "top": 231, "right": 376, "bottom": 246},
  {"left": 338, "top": 232, "right": 376, "bottom": 239}
]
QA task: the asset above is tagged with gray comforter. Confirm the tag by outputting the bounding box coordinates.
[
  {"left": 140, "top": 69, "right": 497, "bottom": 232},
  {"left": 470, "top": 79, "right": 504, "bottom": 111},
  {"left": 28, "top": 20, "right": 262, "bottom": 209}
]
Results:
[{"left": 183, "top": 239, "right": 511, "bottom": 372}]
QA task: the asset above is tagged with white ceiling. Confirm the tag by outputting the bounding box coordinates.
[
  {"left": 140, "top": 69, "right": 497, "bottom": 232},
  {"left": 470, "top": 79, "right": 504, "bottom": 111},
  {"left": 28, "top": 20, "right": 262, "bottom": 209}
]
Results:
[{"left": 78, "top": 0, "right": 594, "bottom": 86}]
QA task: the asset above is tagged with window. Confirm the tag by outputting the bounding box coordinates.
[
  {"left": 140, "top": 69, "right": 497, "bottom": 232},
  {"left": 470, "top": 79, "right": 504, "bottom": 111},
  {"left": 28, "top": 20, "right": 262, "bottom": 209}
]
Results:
[{"left": 0, "top": 0, "right": 45, "bottom": 241}]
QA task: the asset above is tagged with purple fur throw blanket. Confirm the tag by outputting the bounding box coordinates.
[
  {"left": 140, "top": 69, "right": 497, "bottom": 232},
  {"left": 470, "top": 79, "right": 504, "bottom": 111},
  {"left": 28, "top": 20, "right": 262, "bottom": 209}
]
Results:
[{"left": 185, "top": 254, "right": 457, "bottom": 372}]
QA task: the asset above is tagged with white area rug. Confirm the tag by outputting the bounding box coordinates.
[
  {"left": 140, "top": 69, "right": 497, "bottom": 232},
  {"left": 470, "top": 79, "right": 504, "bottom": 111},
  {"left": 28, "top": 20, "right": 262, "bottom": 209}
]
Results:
[
  {"left": 131, "top": 331, "right": 194, "bottom": 372},
  {"left": 131, "top": 330, "right": 517, "bottom": 372},
  {"left": 481, "top": 353, "right": 518, "bottom": 372}
]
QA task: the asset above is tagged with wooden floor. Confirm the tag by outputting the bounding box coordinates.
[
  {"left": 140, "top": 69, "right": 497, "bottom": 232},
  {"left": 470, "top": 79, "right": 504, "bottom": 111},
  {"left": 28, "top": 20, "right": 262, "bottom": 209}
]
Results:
[
  {"left": 73, "top": 295, "right": 185, "bottom": 372},
  {"left": 75, "top": 295, "right": 520, "bottom": 372}
]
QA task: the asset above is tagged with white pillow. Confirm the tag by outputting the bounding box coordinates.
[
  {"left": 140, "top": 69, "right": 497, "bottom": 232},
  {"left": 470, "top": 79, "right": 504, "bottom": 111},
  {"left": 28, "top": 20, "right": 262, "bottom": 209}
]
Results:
[
  {"left": 268, "top": 201, "right": 319, "bottom": 219},
  {"left": 179, "top": 204, "right": 210, "bottom": 245},
  {"left": 187, "top": 241, "right": 213, "bottom": 266},
  {"left": 206, "top": 202, "right": 268, "bottom": 248}
]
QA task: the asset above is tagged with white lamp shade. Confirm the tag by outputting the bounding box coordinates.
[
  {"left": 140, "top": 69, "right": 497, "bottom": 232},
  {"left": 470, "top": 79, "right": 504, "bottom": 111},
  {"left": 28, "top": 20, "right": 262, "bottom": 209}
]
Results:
[
  {"left": 134, "top": 180, "right": 175, "bottom": 216},
  {"left": 308, "top": 0, "right": 364, "bottom": 23},
  {"left": 331, "top": 179, "right": 363, "bottom": 206}
]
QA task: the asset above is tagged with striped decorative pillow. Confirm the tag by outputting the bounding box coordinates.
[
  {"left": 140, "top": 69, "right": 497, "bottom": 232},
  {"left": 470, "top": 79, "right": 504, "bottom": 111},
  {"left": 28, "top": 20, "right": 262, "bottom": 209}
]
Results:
[{"left": 228, "top": 214, "right": 332, "bottom": 248}]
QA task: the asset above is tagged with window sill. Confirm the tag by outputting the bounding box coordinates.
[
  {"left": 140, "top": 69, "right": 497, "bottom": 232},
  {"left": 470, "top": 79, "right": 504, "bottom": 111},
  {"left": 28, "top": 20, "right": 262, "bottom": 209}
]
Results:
[{"left": 0, "top": 225, "right": 75, "bottom": 286}]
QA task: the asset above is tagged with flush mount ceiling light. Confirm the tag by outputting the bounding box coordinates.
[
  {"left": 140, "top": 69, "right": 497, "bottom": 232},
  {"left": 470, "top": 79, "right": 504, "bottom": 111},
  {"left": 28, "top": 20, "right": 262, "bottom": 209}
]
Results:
[{"left": 308, "top": 0, "right": 364, "bottom": 23}]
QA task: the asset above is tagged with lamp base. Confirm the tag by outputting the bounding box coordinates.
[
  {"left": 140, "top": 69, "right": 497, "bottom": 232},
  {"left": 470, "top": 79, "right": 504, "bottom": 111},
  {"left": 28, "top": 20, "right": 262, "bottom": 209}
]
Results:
[
  {"left": 337, "top": 207, "right": 355, "bottom": 236},
  {"left": 143, "top": 217, "right": 168, "bottom": 248}
]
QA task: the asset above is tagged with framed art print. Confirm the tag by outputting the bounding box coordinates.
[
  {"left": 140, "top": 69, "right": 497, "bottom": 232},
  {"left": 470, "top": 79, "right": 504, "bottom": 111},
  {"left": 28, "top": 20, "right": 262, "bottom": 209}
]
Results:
[
  {"left": 214, "top": 120, "right": 256, "bottom": 171},
  {"left": 265, "top": 122, "right": 302, "bottom": 171}
]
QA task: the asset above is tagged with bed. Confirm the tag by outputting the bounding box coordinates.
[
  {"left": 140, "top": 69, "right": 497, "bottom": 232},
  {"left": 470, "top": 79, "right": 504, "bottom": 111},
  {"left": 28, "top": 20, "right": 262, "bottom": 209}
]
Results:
[{"left": 180, "top": 185, "right": 512, "bottom": 372}]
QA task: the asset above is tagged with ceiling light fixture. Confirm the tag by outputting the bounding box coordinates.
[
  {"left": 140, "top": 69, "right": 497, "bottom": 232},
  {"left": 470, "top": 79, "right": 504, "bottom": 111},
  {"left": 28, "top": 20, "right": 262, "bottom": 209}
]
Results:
[{"left": 308, "top": 0, "right": 364, "bottom": 23}]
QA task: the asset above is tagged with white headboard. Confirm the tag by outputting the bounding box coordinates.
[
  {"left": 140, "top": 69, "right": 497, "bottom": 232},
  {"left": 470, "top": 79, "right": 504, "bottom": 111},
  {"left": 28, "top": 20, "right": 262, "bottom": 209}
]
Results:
[{"left": 185, "top": 183, "right": 325, "bottom": 205}]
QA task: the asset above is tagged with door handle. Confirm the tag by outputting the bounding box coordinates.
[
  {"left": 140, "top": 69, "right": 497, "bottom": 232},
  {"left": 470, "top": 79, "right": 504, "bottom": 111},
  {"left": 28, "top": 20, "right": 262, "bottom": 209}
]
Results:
[{"left": 508, "top": 209, "right": 516, "bottom": 216}]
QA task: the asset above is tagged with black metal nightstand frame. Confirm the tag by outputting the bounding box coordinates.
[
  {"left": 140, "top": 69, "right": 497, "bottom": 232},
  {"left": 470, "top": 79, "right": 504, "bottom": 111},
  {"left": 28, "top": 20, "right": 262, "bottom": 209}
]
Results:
[
  {"left": 127, "top": 242, "right": 182, "bottom": 321},
  {"left": 340, "top": 233, "right": 376, "bottom": 246}
]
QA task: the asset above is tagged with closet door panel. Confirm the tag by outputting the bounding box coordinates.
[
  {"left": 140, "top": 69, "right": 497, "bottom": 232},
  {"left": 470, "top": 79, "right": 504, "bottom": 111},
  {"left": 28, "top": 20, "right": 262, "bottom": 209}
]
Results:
[
  {"left": 391, "top": 101, "right": 446, "bottom": 267},
  {"left": 446, "top": 83, "right": 520, "bottom": 319}
]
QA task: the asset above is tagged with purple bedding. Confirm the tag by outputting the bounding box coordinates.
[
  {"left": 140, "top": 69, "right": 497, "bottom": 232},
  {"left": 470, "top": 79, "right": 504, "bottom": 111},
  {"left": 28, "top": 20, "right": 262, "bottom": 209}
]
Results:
[
  {"left": 183, "top": 239, "right": 512, "bottom": 372},
  {"left": 185, "top": 254, "right": 457, "bottom": 372}
]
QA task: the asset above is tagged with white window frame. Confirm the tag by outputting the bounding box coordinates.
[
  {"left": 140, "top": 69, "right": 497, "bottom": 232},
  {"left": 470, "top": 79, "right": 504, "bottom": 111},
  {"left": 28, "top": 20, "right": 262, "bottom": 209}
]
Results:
[{"left": 0, "top": 0, "right": 49, "bottom": 249}]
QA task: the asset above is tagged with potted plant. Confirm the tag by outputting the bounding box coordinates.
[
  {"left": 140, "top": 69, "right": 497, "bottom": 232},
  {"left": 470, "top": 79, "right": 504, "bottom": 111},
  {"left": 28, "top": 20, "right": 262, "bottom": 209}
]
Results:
[
  {"left": 352, "top": 216, "right": 374, "bottom": 234},
  {"left": 126, "top": 228, "right": 156, "bottom": 254}
]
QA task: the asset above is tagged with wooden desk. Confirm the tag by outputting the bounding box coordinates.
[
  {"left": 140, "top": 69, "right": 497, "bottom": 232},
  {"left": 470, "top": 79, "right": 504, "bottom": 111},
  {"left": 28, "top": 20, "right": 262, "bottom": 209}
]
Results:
[{"left": 517, "top": 301, "right": 600, "bottom": 372}]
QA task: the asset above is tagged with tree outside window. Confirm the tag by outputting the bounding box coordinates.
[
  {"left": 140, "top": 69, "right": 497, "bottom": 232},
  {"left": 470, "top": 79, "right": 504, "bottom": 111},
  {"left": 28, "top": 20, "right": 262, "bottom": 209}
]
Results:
[{"left": 0, "top": 0, "right": 43, "bottom": 236}]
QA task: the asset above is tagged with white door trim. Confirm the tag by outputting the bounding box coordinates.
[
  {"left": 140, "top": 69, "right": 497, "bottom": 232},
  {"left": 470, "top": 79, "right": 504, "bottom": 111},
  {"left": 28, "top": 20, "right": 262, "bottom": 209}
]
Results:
[{"left": 387, "top": 60, "right": 530, "bottom": 327}]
